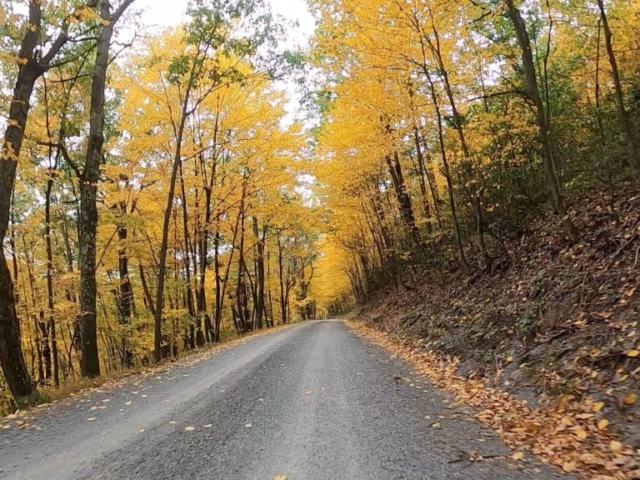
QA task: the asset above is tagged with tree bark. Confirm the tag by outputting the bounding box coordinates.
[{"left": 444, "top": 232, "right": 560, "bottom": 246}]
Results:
[
  {"left": 252, "top": 217, "right": 266, "bottom": 330},
  {"left": 79, "top": 0, "right": 135, "bottom": 377},
  {"left": 595, "top": 0, "right": 639, "bottom": 173},
  {"left": 0, "top": 1, "right": 50, "bottom": 401},
  {"left": 385, "top": 152, "right": 422, "bottom": 249}
]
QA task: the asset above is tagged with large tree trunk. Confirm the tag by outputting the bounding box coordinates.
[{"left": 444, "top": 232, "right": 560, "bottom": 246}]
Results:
[
  {"left": 79, "top": 0, "right": 134, "bottom": 377},
  {"left": 0, "top": 1, "right": 47, "bottom": 401}
]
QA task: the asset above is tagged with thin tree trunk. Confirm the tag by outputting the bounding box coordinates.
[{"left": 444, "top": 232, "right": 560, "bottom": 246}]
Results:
[
  {"left": 595, "top": 0, "right": 639, "bottom": 174},
  {"left": 277, "top": 231, "right": 288, "bottom": 325},
  {"left": 252, "top": 218, "right": 266, "bottom": 330},
  {"left": 178, "top": 162, "right": 197, "bottom": 346},
  {"left": 424, "top": 69, "right": 469, "bottom": 268},
  {"left": 44, "top": 174, "right": 60, "bottom": 387},
  {"left": 385, "top": 152, "right": 422, "bottom": 249}
]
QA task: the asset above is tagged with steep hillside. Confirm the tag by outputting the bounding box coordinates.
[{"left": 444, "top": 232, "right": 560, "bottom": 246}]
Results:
[{"left": 356, "top": 183, "right": 640, "bottom": 452}]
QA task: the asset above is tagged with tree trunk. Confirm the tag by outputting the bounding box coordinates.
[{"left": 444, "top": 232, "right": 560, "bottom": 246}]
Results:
[
  {"left": 154, "top": 95, "right": 192, "bottom": 363},
  {"left": 277, "top": 232, "right": 287, "bottom": 324},
  {"left": 385, "top": 152, "right": 422, "bottom": 249},
  {"left": 79, "top": 0, "right": 134, "bottom": 377},
  {"left": 177, "top": 162, "right": 197, "bottom": 346},
  {"left": 44, "top": 174, "right": 60, "bottom": 387},
  {"left": 424, "top": 69, "right": 469, "bottom": 268},
  {"left": 252, "top": 218, "right": 266, "bottom": 330},
  {"left": 0, "top": 1, "right": 48, "bottom": 401},
  {"left": 116, "top": 203, "right": 134, "bottom": 368},
  {"left": 505, "top": 0, "right": 579, "bottom": 241},
  {"left": 595, "top": 0, "right": 639, "bottom": 173}
]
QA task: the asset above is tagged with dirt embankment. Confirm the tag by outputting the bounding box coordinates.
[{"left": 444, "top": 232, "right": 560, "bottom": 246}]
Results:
[{"left": 358, "top": 184, "right": 640, "bottom": 447}]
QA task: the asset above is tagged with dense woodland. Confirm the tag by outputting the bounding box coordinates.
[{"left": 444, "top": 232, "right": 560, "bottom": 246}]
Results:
[
  {"left": 0, "top": 0, "right": 327, "bottom": 408},
  {"left": 311, "top": 0, "right": 640, "bottom": 303},
  {"left": 0, "top": 0, "right": 639, "bottom": 416}
]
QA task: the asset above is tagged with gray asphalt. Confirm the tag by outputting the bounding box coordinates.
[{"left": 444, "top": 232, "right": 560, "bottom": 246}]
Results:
[{"left": 0, "top": 320, "right": 561, "bottom": 479}]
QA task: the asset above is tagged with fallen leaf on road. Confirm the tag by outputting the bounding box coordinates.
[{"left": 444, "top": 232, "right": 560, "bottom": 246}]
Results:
[
  {"left": 245, "top": 423, "right": 252, "bottom": 428},
  {"left": 348, "top": 322, "right": 633, "bottom": 479},
  {"left": 185, "top": 426, "right": 195, "bottom": 431},
  {"left": 512, "top": 451, "right": 524, "bottom": 461},
  {"left": 623, "top": 393, "right": 637, "bottom": 405},
  {"left": 204, "top": 424, "right": 212, "bottom": 428},
  {"left": 87, "top": 418, "right": 97, "bottom": 421},
  {"left": 627, "top": 349, "right": 639, "bottom": 358},
  {"left": 138, "top": 428, "right": 145, "bottom": 433},
  {"left": 273, "top": 476, "right": 288, "bottom": 480},
  {"left": 124, "top": 401, "right": 132, "bottom": 406},
  {"left": 597, "top": 419, "right": 609, "bottom": 430}
]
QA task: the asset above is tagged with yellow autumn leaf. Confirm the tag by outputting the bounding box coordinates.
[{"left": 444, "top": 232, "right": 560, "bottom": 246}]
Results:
[
  {"left": 562, "top": 461, "right": 576, "bottom": 473},
  {"left": 623, "top": 393, "right": 637, "bottom": 405},
  {"left": 575, "top": 427, "right": 587, "bottom": 440},
  {"left": 560, "top": 416, "right": 573, "bottom": 426},
  {"left": 627, "top": 350, "right": 640, "bottom": 358},
  {"left": 610, "top": 440, "right": 622, "bottom": 452},
  {"left": 594, "top": 402, "right": 605, "bottom": 412},
  {"left": 511, "top": 451, "right": 524, "bottom": 461},
  {"left": 597, "top": 419, "right": 609, "bottom": 430}
]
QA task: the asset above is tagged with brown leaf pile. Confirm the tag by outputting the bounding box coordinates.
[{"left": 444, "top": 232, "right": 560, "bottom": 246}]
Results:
[{"left": 349, "top": 321, "right": 639, "bottom": 479}]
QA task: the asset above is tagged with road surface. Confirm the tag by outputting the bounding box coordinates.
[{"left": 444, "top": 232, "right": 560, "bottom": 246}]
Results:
[{"left": 0, "top": 320, "right": 560, "bottom": 479}]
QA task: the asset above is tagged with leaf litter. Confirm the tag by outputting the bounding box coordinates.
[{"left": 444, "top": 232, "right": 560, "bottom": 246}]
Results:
[{"left": 349, "top": 322, "right": 638, "bottom": 479}]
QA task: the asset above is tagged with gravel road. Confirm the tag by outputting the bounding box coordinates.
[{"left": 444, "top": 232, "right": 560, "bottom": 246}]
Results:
[{"left": 0, "top": 320, "right": 562, "bottom": 479}]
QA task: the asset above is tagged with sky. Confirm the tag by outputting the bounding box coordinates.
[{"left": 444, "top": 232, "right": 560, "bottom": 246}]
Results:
[
  {"left": 134, "top": 0, "right": 316, "bottom": 47},
  {"left": 130, "top": 0, "right": 317, "bottom": 122}
]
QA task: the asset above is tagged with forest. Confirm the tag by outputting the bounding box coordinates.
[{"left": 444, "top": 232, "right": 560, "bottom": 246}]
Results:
[
  {"left": 0, "top": 0, "right": 332, "bottom": 409},
  {"left": 0, "top": 0, "right": 639, "bottom": 458}
]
